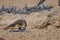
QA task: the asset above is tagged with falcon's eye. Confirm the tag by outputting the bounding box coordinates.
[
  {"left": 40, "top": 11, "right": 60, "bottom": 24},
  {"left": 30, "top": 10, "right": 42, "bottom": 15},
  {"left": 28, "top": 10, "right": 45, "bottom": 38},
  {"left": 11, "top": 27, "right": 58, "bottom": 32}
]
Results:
[{"left": 18, "top": 27, "right": 21, "bottom": 30}]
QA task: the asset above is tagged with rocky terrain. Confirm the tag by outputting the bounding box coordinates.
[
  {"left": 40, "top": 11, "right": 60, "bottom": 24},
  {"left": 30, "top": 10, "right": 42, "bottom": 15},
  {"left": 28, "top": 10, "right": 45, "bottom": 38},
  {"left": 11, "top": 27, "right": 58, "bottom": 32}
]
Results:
[{"left": 0, "top": 0, "right": 60, "bottom": 40}]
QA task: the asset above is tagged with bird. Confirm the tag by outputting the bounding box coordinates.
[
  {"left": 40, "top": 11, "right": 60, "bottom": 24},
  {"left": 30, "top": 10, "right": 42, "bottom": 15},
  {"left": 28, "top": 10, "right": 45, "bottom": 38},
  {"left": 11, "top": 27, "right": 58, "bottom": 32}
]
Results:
[{"left": 4, "top": 19, "right": 27, "bottom": 32}]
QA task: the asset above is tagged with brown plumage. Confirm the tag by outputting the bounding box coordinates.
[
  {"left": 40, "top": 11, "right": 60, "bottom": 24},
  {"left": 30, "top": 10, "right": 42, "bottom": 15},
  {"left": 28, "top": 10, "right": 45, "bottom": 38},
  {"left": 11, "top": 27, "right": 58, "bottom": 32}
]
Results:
[{"left": 4, "top": 19, "right": 27, "bottom": 30}]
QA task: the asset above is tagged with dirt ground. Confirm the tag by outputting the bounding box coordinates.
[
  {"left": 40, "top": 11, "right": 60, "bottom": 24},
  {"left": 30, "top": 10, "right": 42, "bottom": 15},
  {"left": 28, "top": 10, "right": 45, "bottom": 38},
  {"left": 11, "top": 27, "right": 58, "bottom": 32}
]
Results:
[{"left": 0, "top": 0, "right": 60, "bottom": 40}]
